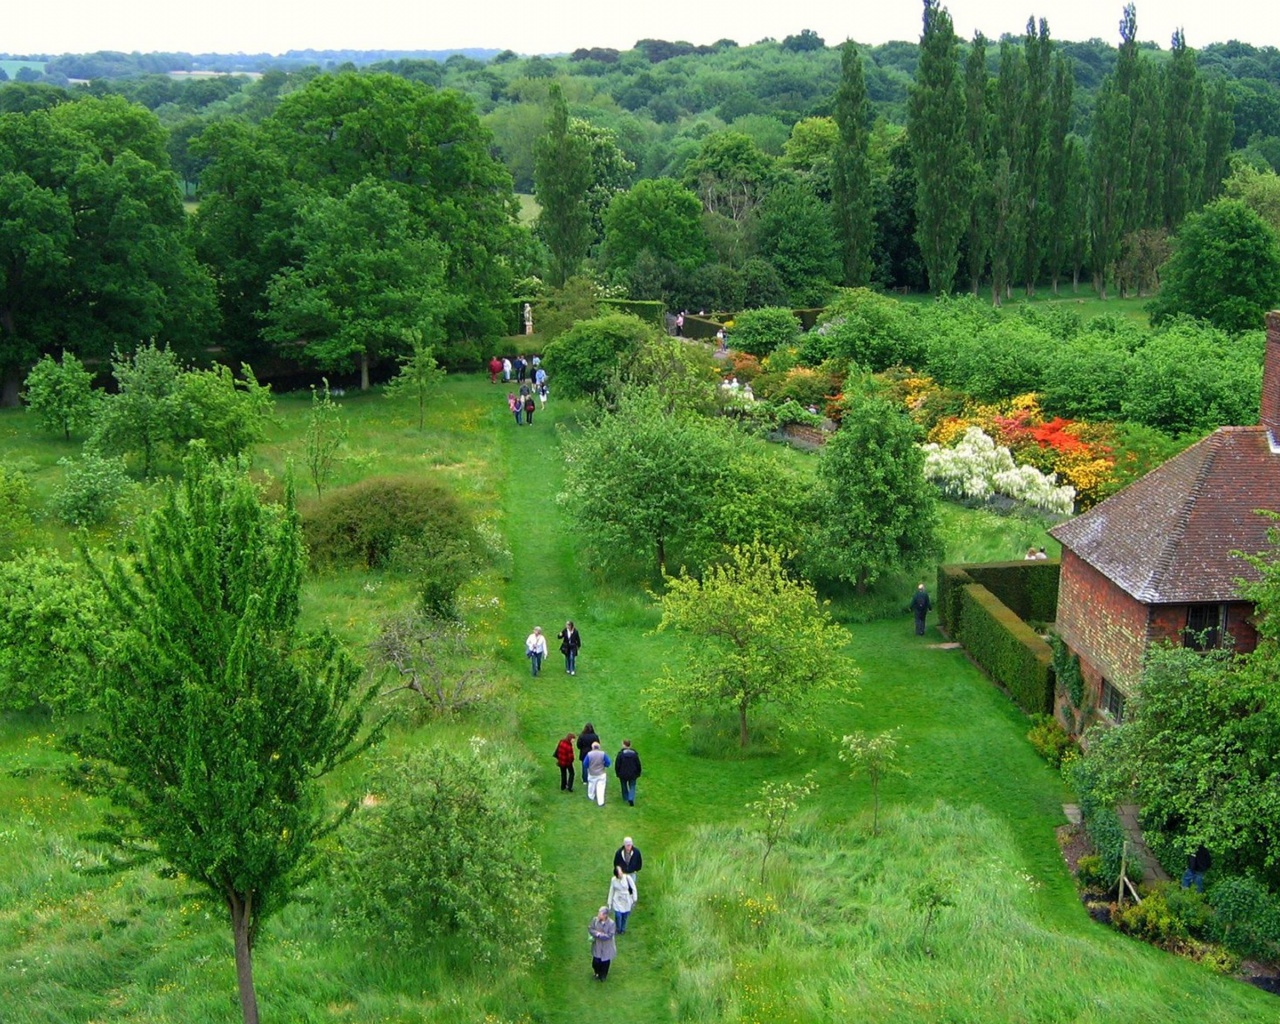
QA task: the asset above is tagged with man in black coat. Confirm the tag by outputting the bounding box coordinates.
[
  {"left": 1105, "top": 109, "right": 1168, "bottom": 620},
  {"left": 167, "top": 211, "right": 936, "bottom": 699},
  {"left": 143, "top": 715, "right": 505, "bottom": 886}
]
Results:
[
  {"left": 615, "top": 739, "right": 642, "bottom": 806},
  {"left": 909, "top": 582, "right": 933, "bottom": 636},
  {"left": 613, "top": 835, "right": 642, "bottom": 876}
]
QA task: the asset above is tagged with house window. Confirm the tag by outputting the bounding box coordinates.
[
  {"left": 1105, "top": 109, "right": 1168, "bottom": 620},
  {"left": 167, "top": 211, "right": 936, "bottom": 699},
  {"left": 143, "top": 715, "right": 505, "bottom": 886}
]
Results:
[
  {"left": 1100, "top": 678, "right": 1126, "bottom": 723},
  {"left": 1184, "top": 604, "right": 1226, "bottom": 651}
]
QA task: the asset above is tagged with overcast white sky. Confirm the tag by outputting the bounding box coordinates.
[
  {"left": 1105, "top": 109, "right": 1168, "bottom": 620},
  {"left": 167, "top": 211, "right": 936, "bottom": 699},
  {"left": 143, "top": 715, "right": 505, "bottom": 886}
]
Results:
[{"left": 4, "top": 0, "right": 1277, "bottom": 57}]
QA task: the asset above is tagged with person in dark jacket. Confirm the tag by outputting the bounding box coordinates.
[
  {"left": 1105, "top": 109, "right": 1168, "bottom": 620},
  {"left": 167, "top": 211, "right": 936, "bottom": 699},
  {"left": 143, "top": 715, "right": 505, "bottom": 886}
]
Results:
[
  {"left": 615, "top": 739, "right": 642, "bottom": 806},
  {"left": 523, "top": 393, "right": 537, "bottom": 424},
  {"left": 1182, "top": 844, "right": 1211, "bottom": 892},
  {"left": 613, "top": 836, "right": 642, "bottom": 877},
  {"left": 577, "top": 722, "right": 600, "bottom": 796},
  {"left": 558, "top": 620, "right": 582, "bottom": 675},
  {"left": 909, "top": 582, "right": 933, "bottom": 636},
  {"left": 554, "top": 732, "right": 577, "bottom": 792}
]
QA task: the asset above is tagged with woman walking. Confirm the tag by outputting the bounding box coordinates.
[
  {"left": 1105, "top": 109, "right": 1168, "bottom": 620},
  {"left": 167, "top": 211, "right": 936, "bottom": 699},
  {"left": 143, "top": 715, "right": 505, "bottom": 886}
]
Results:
[
  {"left": 558, "top": 620, "right": 581, "bottom": 675},
  {"left": 608, "top": 865, "right": 637, "bottom": 934},
  {"left": 588, "top": 905, "right": 617, "bottom": 980},
  {"left": 554, "top": 732, "right": 577, "bottom": 792}
]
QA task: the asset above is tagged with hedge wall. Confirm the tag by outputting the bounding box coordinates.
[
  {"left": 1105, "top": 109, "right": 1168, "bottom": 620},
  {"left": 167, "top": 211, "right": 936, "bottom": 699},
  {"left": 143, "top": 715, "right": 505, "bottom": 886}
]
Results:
[
  {"left": 600, "top": 298, "right": 666, "bottom": 327},
  {"left": 936, "top": 564, "right": 974, "bottom": 636},
  {"left": 964, "top": 560, "right": 1060, "bottom": 623},
  {"left": 957, "top": 585, "right": 1055, "bottom": 715}
]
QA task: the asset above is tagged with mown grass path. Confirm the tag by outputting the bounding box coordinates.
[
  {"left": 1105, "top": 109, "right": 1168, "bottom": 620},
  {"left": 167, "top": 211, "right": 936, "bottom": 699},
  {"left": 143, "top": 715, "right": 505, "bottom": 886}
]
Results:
[{"left": 490, "top": 381, "right": 1074, "bottom": 1023}]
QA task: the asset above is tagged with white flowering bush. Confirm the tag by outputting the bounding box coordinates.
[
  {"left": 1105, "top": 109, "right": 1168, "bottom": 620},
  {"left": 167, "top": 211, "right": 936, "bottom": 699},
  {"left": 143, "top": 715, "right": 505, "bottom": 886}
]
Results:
[{"left": 921, "top": 427, "right": 1075, "bottom": 515}]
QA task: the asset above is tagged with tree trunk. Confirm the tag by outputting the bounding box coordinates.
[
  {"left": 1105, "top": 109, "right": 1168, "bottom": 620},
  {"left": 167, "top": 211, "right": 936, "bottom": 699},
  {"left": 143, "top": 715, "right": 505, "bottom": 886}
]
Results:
[
  {"left": 656, "top": 536, "right": 666, "bottom": 578},
  {"left": 739, "top": 701, "right": 749, "bottom": 748},
  {"left": 360, "top": 350, "right": 370, "bottom": 392},
  {"left": 1, "top": 364, "right": 22, "bottom": 408},
  {"left": 229, "top": 892, "right": 260, "bottom": 1024}
]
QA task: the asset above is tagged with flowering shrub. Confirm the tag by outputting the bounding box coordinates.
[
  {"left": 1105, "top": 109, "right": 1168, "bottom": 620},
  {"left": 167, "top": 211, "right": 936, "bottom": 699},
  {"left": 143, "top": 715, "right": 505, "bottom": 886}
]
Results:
[
  {"left": 922, "top": 427, "right": 1076, "bottom": 514},
  {"left": 730, "top": 352, "right": 762, "bottom": 382}
]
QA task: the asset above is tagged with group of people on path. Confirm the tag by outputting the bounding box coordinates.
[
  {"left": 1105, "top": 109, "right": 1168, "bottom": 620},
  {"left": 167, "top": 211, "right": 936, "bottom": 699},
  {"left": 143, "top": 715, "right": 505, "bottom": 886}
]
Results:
[
  {"left": 499, "top": 355, "right": 549, "bottom": 426},
  {"left": 525, "top": 619, "right": 647, "bottom": 982},
  {"left": 526, "top": 621, "right": 580, "bottom": 677},
  {"left": 588, "top": 837, "right": 644, "bottom": 980},
  {"left": 556, "top": 724, "right": 642, "bottom": 807}
]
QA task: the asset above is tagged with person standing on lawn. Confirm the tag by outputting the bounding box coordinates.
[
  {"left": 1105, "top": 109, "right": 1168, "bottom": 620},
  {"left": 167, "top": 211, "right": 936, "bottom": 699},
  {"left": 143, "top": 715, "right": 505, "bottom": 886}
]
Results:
[
  {"left": 614, "top": 739, "right": 642, "bottom": 806},
  {"left": 588, "top": 906, "right": 617, "bottom": 980},
  {"left": 909, "top": 582, "right": 933, "bottom": 636},
  {"left": 525, "top": 626, "right": 547, "bottom": 676},
  {"left": 488, "top": 355, "right": 502, "bottom": 383},
  {"left": 523, "top": 392, "right": 537, "bottom": 425},
  {"left": 558, "top": 620, "right": 581, "bottom": 675},
  {"left": 613, "top": 836, "right": 642, "bottom": 878},
  {"left": 507, "top": 392, "right": 522, "bottom": 426},
  {"left": 554, "top": 732, "right": 577, "bottom": 792},
  {"left": 608, "top": 865, "right": 637, "bottom": 934}
]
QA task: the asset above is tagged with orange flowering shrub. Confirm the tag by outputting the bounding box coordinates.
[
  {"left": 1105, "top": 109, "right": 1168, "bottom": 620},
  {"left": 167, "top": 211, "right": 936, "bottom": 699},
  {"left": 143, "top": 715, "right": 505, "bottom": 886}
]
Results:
[{"left": 730, "top": 352, "right": 762, "bottom": 383}]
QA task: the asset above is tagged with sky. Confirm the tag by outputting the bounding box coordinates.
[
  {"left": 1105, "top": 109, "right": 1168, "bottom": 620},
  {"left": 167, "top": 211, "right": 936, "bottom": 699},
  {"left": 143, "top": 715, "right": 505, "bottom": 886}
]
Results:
[{"left": 4, "top": 0, "right": 1277, "bottom": 57}]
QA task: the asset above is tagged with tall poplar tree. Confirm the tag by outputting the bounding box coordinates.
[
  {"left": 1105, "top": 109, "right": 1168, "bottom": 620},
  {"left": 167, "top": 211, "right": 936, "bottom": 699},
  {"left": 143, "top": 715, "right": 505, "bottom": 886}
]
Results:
[
  {"left": 1162, "top": 29, "right": 1206, "bottom": 229},
  {"left": 1202, "top": 78, "right": 1235, "bottom": 203},
  {"left": 907, "top": 0, "right": 970, "bottom": 295},
  {"left": 533, "top": 82, "right": 593, "bottom": 287},
  {"left": 832, "top": 41, "right": 874, "bottom": 286},
  {"left": 990, "top": 39, "right": 1026, "bottom": 304},
  {"left": 1018, "top": 18, "right": 1052, "bottom": 296},
  {"left": 963, "top": 33, "right": 991, "bottom": 296},
  {"left": 1045, "top": 54, "right": 1075, "bottom": 293}
]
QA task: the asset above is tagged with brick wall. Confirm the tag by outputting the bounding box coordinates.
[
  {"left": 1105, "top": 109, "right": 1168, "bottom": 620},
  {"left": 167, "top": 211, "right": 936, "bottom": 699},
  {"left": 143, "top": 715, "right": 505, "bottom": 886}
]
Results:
[
  {"left": 1055, "top": 550, "right": 1150, "bottom": 699},
  {"left": 1148, "top": 602, "right": 1258, "bottom": 654}
]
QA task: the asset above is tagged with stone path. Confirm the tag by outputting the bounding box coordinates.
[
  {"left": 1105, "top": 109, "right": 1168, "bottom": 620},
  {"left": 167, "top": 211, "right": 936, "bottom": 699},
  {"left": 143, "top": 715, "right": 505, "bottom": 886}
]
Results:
[{"left": 1117, "top": 803, "right": 1170, "bottom": 884}]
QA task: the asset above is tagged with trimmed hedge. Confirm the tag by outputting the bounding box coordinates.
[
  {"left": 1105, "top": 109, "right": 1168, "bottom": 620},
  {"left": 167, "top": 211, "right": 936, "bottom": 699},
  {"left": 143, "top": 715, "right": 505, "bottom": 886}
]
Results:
[
  {"left": 936, "top": 564, "right": 974, "bottom": 635},
  {"left": 957, "top": 585, "right": 1055, "bottom": 715},
  {"left": 964, "top": 559, "right": 1060, "bottom": 623},
  {"left": 601, "top": 298, "right": 666, "bottom": 328}
]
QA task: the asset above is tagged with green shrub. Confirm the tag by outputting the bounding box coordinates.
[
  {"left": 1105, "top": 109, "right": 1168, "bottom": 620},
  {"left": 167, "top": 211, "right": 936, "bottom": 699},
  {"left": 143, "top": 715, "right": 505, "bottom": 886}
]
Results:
[
  {"left": 23, "top": 350, "right": 98, "bottom": 440},
  {"left": 1163, "top": 884, "right": 1215, "bottom": 940},
  {"left": 731, "top": 306, "right": 801, "bottom": 357},
  {"left": 1075, "top": 854, "right": 1108, "bottom": 890},
  {"left": 1112, "top": 883, "right": 1188, "bottom": 945},
  {"left": 302, "top": 476, "right": 478, "bottom": 590},
  {"left": 956, "top": 585, "right": 1054, "bottom": 715},
  {"left": 1027, "top": 714, "right": 1075, "bottom": 767},
  {"left": 600, "top": 297, "right": 667, "bottom": 327},
  {"left": 332, "top": 740, "right": 547, "bottom": 965},
  {"left": 1207, "top": 875, "right": 1280, "bottom": 961},
  {"left": 51, "top": 453, "right": 132, "bottom": 526},
  {"left": 0, "top": 463, "right": 37, "bottom": 555}
]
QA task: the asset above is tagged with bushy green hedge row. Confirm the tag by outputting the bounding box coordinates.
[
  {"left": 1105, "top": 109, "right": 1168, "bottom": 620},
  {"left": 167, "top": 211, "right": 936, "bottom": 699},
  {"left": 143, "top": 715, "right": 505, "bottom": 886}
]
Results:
[
  {"left": 964, "top": 560, "right": 1060, "bottom": 623},
  {"left": 957, "top": 585, "right": 1054, "bottom": 715},
  {"left": 601, "top": 298, "right": 666, "bottom": 327},
  {"left": 936, "top": 564, "right": 973, "bottom": 636}
]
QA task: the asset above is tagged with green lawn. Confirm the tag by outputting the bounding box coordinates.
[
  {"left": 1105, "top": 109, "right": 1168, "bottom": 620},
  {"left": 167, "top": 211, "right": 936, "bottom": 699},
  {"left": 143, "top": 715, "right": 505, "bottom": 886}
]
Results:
[{"left": 0, "top": 374, "right": 1273, "bottom": 1022}]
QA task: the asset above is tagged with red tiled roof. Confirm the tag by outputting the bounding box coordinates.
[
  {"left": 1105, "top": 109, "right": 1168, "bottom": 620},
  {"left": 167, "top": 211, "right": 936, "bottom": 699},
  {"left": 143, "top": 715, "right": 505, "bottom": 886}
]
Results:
[{"left": 1050, "top": 426, "right": 1280, "bottom": 604}]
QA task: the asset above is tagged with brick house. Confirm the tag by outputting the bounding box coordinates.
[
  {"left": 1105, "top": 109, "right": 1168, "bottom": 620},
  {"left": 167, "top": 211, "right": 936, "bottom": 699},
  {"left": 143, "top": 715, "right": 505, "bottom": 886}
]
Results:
[{"left": 1049, "top": 310, "right": 1280, "bottom": 725}]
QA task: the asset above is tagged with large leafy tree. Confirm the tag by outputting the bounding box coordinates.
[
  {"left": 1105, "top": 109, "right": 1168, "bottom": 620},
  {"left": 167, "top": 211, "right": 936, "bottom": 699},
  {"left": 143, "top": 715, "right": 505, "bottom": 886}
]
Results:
[
  {"left": 263, "top": 178, "right": 446, "bottom": 390},
  {"left": 559, "top": 386, "right": 734, "bottom": 577},
  {"left": 907, "top": 0, "right": 971, "bottom": 295},
  {"left": 75, "top": 449, "right": 379, "bottom": 1024},
  {"left": 832, "top": 41, "right": 874, "bottom": 287},
  {"left": 540, "top": 311, "right": 659, "bottom": 399},
  {"left": 1148, "top": 198, "right": 1280, "bottom": 334},
  {"left": 602, "top": 177, "right": 709, "bottom": 278},
  {"left": 533, "top": 84, "right": 593, "bottom": 286},
  {"left": 649, "top": 540, "right": 855, "bottom": 747},
  {"left": 813, "top": 390, "right": 940, "bottom": 591},
  {"left": 213, "top": 72, "right": 517, "bottom": 345},
  {"left": 755, "top": 181, "right": 840, "bottom": 307},
  {"left": 0, "top": 96, "right": 215, "bottom": 403}
]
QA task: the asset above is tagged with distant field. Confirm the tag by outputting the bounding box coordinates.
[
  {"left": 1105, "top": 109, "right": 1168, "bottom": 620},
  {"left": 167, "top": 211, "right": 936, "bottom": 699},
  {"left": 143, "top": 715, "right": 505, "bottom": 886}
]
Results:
[
  {"left": 0, "top": 59, "right": 45, "bottom": 78},
  {"left": 516, "top": 192, "right": 539, "bottom": 224}
]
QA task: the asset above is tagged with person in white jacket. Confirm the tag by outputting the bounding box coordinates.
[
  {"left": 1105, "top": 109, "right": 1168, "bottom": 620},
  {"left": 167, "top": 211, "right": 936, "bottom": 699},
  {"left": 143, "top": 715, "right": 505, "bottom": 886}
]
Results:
[
  {"left": 525, "top": 626, "right": 547, "bottom": 677},
  {"left": 608, "top": 864, "right": 638, "bottom": 933}
]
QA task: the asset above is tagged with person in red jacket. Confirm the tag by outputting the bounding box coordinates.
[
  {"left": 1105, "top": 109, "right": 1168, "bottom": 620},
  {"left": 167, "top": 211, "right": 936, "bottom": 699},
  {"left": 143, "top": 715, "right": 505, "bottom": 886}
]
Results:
[
  {"left": 488, "top": 355, "right": 502, "bottom": 384},
  {"left": 555, "top": 732, "right": 577, "bottom": 792}
]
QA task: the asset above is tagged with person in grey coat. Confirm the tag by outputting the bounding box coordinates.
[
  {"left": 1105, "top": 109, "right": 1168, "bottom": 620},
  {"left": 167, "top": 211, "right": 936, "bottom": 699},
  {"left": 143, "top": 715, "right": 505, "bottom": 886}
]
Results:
[{"left": 588, "top": 905, "right": 617, "bottom": 980}]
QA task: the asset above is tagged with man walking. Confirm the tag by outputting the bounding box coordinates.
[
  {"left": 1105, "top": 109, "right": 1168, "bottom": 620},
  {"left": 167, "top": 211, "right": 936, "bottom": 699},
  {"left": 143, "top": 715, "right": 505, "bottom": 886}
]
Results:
[
  {"left": 615, "top": 739, "right": 642, "bottom": 806},
  {"left": 584, "top": 741, "right": 612, "bottom": 806},
  {"left": 613, "top": 836, "right": 642, "bottom": 878},
  {"left": 909, "top": 582, "right": 933, "bottom": 637}
]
